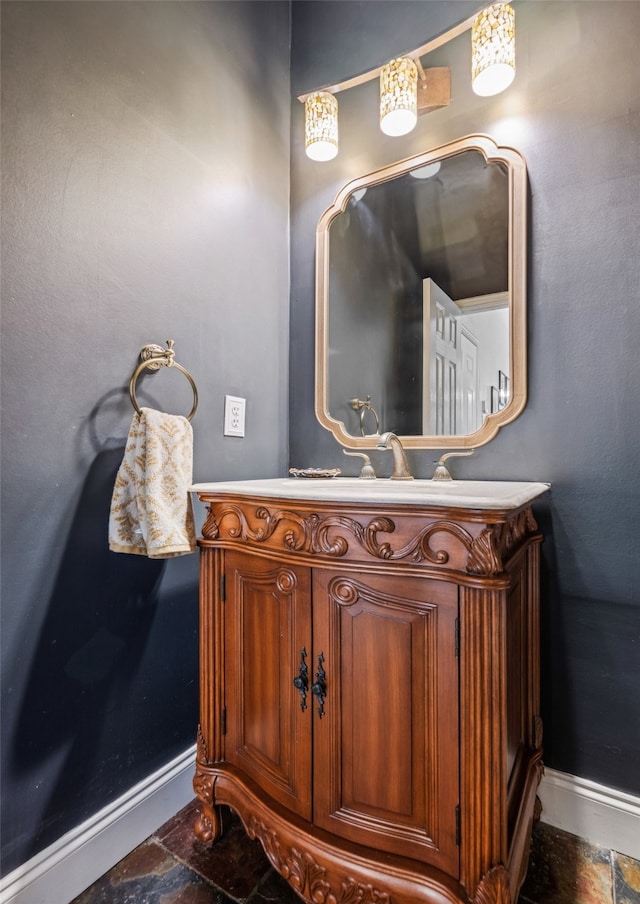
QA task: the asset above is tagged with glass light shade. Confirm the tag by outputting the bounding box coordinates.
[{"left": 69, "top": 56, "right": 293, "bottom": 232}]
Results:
[
  {"left": 305, "top": 92, "right": 338, "bottom": 161},
  {"left": 472, "top": 3, "right": 515, "bottom": 97},
  {"left": 380, "top": 58, "right": 418, "bottom": 137}
]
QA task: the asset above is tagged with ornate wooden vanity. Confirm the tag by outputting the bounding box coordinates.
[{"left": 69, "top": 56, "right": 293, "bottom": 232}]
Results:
[{"left": 192, "top": 478, "right": 548, "bottom": 904}]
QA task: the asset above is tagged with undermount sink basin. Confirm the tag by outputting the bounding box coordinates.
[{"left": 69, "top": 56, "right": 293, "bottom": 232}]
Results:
[{"left": 191, "top": 478, "right": 550, "bottom": 510}]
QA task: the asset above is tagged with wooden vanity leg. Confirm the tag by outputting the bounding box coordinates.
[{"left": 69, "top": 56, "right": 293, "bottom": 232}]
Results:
[
  {"left": 193, "top": 543, "right": 226, "bottom": 844},
  {"left": 193, "top": 765, "right": 223, "bottom": 843}
]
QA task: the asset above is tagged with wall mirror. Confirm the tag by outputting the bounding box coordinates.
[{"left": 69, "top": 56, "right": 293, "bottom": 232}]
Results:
[{"left": 315, "top": 134, "right": 527, "bottom": 449}]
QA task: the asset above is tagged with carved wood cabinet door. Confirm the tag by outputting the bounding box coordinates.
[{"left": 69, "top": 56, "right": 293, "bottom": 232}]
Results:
[
  {"left": 223, "top": 550, "right": 460, "bottom": 878},
  {"left": 311, "top": 570, "right": 460, "bottom": 878},
  {"left": 224, "top": 551, "right": 313, "bottom": 820}
]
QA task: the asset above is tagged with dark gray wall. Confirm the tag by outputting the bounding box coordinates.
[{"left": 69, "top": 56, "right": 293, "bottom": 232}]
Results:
[
  {"left": 290, "top": 1, "right": 640, "bottom": 794},
  {"left": 1, "top": 0, "right": 290, "bottom": 873}
]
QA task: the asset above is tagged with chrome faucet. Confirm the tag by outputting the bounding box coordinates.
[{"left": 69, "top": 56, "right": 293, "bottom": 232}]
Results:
[{"left": 376, "top": 432, "right": 413, "bottom": 480}]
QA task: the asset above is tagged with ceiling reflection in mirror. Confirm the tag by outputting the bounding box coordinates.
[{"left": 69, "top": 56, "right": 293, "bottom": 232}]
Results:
[{"left": 315, "top": 135, "right": 527, "bottom": 450}]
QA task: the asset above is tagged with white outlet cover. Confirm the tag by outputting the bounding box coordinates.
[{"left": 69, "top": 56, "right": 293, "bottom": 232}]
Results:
[{"left": 224, "top": 395, "right": 246, "bottom": 437}]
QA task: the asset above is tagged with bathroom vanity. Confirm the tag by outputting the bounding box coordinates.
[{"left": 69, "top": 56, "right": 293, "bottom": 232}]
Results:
[{"left": 191, "top": 478, "right": 548, "bottom": 904}]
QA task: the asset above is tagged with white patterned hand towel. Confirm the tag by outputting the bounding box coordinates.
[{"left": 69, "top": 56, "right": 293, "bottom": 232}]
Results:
[{"left": 109, "top": 407, "right": 196, "bottom": 558}]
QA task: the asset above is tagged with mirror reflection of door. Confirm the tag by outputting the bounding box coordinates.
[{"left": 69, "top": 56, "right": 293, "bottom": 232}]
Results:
[
  {"left": 424, "top": 278, "right": 459, "bottom": 434},
  {"left": 460, "top": 329, "right": 480, "bottom": 435},
  {"left": 423, "top": 279, "right": 481, "bottom": 435}
]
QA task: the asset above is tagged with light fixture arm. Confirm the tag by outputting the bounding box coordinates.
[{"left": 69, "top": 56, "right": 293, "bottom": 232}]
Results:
[
  {"left": 296, "top": 10, "right": 477, "bottom": 103},
  {"left": 414, "top": 56, "right": 427, "bottom": 81}
]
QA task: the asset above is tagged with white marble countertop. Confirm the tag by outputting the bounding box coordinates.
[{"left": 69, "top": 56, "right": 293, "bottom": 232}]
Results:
[{"left": 191, "top": 478, "right": 550, "bottom": 510}]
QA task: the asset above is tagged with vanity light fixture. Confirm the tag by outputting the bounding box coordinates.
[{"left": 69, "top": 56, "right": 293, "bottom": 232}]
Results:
[
  {"left": 305, "top": 91, "right": 339, "bottom": 161},
  {"left": 380, "top": 58, "right": 418, "bottom": 137},
  {"left": 298, "top": 3, "right": 515, "bottom": 160},
  {"left": 471, "top": 3, "right": 515, "bottom": 97}
]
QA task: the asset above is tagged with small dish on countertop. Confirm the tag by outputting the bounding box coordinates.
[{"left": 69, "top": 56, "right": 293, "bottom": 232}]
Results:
[{"left": 289, "top": 467, "right": 341, "bottom": 479}]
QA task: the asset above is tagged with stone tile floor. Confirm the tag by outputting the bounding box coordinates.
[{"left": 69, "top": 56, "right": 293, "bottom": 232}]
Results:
[{"left": 72, "top": 799, "right": 640, "bottom": 904}]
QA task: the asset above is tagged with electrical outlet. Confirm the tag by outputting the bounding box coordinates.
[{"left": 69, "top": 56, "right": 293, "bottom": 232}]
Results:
[{"left": 224, "top": 395, "right": 246, "bottom": 437}]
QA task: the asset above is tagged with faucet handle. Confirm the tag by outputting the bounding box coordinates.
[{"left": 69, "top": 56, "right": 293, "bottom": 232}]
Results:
[
  {"left": 342, "top": 449, "right": 376, "bottom": 479},
  {"left": 432, "top": 449, "right": 475, "bottom": 481}
]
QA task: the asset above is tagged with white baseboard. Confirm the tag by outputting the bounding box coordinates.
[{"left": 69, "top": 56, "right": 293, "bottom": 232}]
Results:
[
  {"left": 0, "top": 744, "right": 197, "bottom": 904},
  {"left": 2, "top": 759, "right": 637, "bottom": 904},
  {"left": 539, "top": 767, "right": 640, "bottom": 860}
]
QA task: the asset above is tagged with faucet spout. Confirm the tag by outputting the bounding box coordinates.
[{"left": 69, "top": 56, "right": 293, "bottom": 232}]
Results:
[{"left": 376, "top": 432, "right": 413, "bottom": 480}]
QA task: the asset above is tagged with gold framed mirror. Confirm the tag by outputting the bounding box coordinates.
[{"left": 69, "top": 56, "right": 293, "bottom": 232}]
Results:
[{"left": 315, "top": 134, "right": 527, "bottom": 449}]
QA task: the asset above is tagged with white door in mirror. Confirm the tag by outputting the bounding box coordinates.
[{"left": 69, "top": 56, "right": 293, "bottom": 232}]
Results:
[{"left": 224, "top": 395, "right": 246, "bottom": 437}]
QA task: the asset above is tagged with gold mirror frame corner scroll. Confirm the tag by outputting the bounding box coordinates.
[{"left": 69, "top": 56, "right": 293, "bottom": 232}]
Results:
[{"left": 314, "top": 133, "right": 528, "bottom": 451}]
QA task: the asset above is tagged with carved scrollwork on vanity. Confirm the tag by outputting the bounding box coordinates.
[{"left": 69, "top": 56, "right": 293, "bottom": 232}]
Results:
[
  {"left": 193, "top": 725, "right": 214, "bottom": 815},
  {"left": 196, "top": 724, "right": 210, "bottom": 765},
  {"left": 203, "top": 503, "right": 382, "bottom": 558},
  {"left": 202, "top": 500, "right": 539, "bottom": 577},
  {"left": 201, "top": 505, "right": 220, "bottom": 540},
  {"left": 247, "top": 815, "right": 392, "bottom": 904},
  {"left": 192, "top": 761, "right": 217, "bottom": 843},
  {"left": 468, "top": 507, "right": 539, "bottom": 575},
  {"left": 192, "top": 766, "right": 214, "bottom": 806},
  {"left": 473, "top": 866, "right": 511, "bottom": 904}
]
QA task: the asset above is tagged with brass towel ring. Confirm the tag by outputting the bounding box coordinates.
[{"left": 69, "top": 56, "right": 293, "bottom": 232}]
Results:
[
  {"left": 129, "top": 340, "right": 198, "bottom": 422},
  {"left": 350, "top": 396, "right": 380, "bottom": 436}
]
